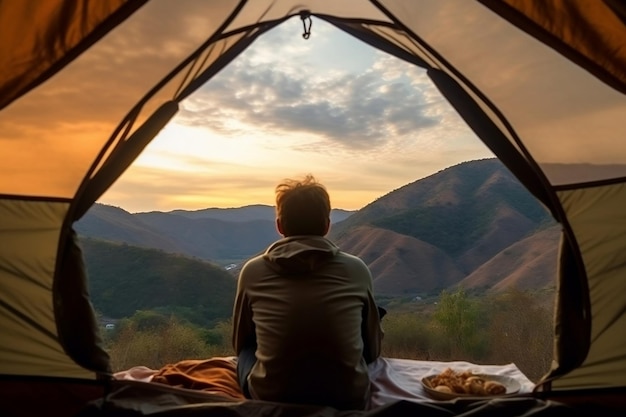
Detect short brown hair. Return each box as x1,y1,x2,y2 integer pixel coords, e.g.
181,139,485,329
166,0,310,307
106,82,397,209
275,174,331,236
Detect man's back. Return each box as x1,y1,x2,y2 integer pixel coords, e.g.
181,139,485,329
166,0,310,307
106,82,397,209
232,235,382,409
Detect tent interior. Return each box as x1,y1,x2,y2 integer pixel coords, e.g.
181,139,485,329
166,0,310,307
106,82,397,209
1,1,626,416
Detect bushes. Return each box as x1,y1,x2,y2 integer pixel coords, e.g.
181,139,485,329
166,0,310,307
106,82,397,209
106,289,553,382
381,312,433,359
483,290,553,380
380,288,553,382
106,312,234,372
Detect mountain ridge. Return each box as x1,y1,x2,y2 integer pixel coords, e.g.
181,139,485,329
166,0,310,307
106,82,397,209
77,204,353,265
81,158,560,298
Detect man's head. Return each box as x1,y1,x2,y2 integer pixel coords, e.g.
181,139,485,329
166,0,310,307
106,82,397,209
275,175,331,237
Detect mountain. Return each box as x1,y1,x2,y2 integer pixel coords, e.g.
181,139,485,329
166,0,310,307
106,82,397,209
456,225,560,293
80,237,236,325
329,158,557,294
169,204,354,224
334,226,465,295
76,204,354,265
75,204,182,252
80,158,560,297
131,212,277,263
169,204,276,222
331,159,551,247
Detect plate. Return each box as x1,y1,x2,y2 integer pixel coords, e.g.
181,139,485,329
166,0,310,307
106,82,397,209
421,373,521,401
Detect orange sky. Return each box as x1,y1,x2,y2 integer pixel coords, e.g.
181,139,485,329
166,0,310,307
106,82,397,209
95,18,493,212
4,3,624,213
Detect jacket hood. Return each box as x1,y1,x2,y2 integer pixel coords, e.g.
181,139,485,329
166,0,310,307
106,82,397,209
263,236,339,274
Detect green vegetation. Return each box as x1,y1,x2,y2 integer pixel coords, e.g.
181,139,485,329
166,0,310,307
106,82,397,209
103,311,234,371
381,288,553,382
371,186,552,257
432,289,487,358
104,289,553,382
372,205,493,256
82,238,236,327
333,159,554,258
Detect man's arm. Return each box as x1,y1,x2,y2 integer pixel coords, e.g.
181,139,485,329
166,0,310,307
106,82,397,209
232,266,255,354
358,262,383,364
362,289,384,363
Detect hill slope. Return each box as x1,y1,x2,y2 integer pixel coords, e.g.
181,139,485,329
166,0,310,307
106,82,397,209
81,238,237,325
328,158,556,293
81,158,559,296
335,226,465,295
457,225,560,293
75,204,182,252
77,204,352,265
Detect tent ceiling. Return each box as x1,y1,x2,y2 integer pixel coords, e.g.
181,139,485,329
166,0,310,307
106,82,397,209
1,0,625,201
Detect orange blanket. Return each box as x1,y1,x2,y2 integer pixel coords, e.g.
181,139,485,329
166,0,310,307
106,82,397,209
151,356,245,400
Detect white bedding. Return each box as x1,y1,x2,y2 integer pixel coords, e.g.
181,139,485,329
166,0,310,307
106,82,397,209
114,356,536,408
368,357,535,408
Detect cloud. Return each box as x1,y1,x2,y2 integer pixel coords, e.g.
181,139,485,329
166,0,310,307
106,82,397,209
142,18,493,212
176,20,445,151
0,8,494,210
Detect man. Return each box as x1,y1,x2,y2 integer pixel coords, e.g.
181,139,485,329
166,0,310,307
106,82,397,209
232,175,384,410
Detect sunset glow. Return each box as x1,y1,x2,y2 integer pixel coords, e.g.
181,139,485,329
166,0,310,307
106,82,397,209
96,18,493,212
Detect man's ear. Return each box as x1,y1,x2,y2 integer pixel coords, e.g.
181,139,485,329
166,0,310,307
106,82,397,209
324,217,330,235
276,218,285,236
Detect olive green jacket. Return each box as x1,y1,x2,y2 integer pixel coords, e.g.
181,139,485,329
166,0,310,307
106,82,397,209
232,235,383,409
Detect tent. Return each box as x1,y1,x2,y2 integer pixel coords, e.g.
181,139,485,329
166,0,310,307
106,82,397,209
1,0,625,415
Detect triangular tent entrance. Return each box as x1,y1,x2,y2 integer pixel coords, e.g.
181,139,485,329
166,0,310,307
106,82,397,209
1,1,625,416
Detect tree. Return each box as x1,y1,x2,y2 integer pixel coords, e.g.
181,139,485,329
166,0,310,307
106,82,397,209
433,289,487,359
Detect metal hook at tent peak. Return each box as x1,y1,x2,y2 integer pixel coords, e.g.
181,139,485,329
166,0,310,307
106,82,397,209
300,11,312,39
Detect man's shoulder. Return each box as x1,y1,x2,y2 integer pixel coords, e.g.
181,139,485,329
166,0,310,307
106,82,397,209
334,250,370,270
236,255,270,287
240,254,266,271
335,249,363,261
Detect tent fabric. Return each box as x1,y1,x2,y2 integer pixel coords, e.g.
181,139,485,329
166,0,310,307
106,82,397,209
55,230,111,374
550,183,626,389
0,198,95,378
1,0,626,414
0,0,149,111
479,0,626,94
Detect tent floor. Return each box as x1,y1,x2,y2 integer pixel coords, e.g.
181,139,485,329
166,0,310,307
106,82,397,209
2,378,625,417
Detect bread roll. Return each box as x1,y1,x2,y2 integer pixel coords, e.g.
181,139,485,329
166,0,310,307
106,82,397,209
484,380,506,395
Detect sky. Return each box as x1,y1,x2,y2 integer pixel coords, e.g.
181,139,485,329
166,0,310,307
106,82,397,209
3,3,626,213
98,17,493,213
